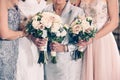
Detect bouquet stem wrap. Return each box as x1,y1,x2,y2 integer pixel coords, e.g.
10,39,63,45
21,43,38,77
51,51,57,64
38,39,48,64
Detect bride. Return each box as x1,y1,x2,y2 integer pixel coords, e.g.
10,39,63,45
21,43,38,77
16,0,47,80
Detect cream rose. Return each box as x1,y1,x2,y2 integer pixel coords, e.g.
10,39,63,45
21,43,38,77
51,23,62,33
72,24,82,34
56,32,61,37
60,29,67,37
32,20,40,29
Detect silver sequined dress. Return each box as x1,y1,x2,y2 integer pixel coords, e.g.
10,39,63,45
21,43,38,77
0,7,20,80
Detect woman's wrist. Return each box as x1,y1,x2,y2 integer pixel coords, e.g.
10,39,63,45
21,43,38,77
64,45,68,52
18,31,24,38
31,35,36,42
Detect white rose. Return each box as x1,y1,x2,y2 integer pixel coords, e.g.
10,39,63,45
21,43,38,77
51,26,60,33
41,16,52,28
53,14,62,23
41,12,55,28
71,19,82,28
41,12,63,28
51,23,62,33
56,32,61,37
60,29,67,37
37,23,45,30
32,20,40,29
81,20,91,31
72,24,82,34
42,30,47,38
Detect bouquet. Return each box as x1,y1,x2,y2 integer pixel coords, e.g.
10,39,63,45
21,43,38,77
26,12,62,64
69,16,97,60
48,23,68,64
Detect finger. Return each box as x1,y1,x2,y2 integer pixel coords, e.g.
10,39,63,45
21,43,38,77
36,43,40,47
50,46,54,51
50,43,53,47
52,41,58,44
52,44,58,47
52,42,61,47
44,38,48,41
38,41,46,44
50,44,54,50
36,39,46,44
38,43,45,46
35,38,40,42
81,43,87,46
77,42,85,47
54,42,59,44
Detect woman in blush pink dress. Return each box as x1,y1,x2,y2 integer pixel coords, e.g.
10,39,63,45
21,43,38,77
73,0,120,80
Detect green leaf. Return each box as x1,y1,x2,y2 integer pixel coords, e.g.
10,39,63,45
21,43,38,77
51,56,57,64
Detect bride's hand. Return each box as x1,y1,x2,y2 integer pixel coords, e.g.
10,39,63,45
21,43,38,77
50,42,65,52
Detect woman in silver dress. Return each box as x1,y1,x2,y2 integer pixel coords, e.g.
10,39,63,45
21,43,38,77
0,0,25,80
36,0,85,80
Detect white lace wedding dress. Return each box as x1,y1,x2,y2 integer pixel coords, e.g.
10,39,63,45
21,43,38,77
16,0,47,80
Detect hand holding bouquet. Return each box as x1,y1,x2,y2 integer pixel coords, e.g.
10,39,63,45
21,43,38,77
26,12,61,64
26,12,66,64
69,16,97,60
48,23,68,64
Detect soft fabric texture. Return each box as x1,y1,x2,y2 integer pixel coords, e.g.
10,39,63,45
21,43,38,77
44,2,85,80
80,0,120,80
0,7,20,80
16,0,47,80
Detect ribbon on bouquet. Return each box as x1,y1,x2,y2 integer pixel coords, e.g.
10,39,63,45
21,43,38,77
38,38,48,64
72,46,86,60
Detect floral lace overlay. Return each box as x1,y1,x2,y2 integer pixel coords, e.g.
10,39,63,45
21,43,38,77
0,8,20,80
80,1,108,30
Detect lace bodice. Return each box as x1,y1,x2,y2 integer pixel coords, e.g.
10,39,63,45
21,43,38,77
80,0,108,30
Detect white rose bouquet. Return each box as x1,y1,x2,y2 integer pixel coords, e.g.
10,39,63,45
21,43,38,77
69,16,97,60
26,12,60,64
48,23,68,64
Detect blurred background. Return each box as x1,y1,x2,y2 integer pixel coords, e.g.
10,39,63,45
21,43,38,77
46,0,120,52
